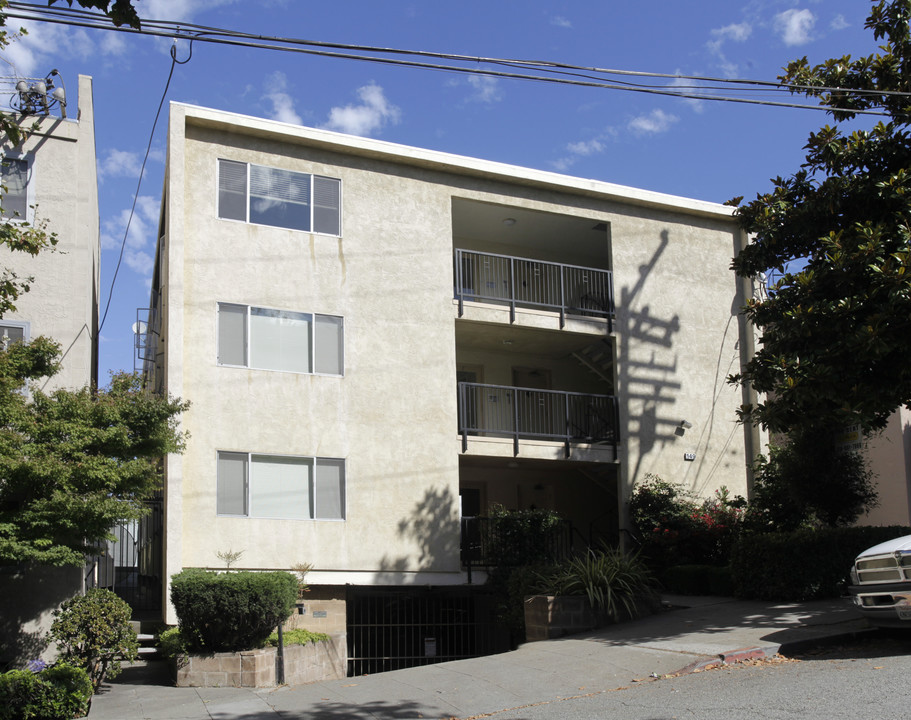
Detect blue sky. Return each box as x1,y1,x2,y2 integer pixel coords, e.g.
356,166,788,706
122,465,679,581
0,0,881,377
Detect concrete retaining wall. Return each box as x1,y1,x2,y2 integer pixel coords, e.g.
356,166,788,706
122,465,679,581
174,634,346,687
524,595,602,641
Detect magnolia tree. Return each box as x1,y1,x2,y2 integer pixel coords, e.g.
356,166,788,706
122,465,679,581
730,0,911,437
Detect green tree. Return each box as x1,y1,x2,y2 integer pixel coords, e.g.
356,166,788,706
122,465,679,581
745,427,877,531
729,0,911,435
0,338,188,566
50,1,141,29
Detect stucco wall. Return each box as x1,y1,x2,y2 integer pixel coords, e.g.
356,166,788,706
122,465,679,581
0,75,99,391
861,408,911,526
157,104,754,621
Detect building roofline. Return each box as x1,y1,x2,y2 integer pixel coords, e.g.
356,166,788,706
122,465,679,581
175,101,736,221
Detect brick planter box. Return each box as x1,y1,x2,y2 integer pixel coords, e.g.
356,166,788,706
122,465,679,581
174,634,346,687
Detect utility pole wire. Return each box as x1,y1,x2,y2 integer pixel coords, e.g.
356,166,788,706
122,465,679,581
5,2,906,116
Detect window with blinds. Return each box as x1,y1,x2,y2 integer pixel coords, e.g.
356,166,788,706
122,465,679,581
216,451,346,520
217,159,341,235
1,158,30,221
217,302,344,376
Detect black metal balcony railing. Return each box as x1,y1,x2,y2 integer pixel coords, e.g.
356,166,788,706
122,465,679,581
460,515,574,573
454,249,614,331
458,382,619,458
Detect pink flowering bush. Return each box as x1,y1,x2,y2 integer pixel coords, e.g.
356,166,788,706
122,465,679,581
629,475,745,568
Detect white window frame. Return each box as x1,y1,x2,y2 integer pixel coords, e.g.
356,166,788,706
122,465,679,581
0,320,29,350
216,302,344,376
0,155,33,223
215,450,346,521
216,158,341,236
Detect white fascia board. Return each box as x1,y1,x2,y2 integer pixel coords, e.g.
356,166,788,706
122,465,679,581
176,102,736,222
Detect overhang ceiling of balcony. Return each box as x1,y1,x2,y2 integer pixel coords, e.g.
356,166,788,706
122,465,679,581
452,197,609,264
455,321,603,358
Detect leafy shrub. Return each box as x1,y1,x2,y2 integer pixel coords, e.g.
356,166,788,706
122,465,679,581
159,624,329,661
49,588,137,691
535,548,659,621
485,564,558,647
170,569,298,652
484,505,566,567
157,627,188,660
744,429,877,531
629,475,744,568
730,525,911,601
660,564,733,596
0,663,92,720
264,628,329,647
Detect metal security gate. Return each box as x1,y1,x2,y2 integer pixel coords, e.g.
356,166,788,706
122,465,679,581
85,498,163,615
346,587,510,676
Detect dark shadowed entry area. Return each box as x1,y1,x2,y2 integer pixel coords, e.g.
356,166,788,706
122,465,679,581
346,586,509,676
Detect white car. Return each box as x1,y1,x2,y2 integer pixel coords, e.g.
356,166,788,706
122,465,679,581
848,534,911,627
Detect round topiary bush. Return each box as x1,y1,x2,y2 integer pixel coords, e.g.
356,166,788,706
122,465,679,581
170,569,298,652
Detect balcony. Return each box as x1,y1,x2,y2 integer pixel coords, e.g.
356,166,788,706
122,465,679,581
458,382,619,458
454,249,614,331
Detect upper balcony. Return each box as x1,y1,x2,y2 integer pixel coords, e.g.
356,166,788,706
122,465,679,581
454,249,614,331
452,198,614,333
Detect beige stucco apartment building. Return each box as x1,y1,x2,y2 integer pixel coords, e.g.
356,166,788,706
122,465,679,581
0,74,99,390
148,103,761,642
0,74,100,665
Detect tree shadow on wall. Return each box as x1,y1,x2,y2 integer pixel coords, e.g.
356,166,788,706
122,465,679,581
0,565,82,668
377,486,460,574
617,230,685,483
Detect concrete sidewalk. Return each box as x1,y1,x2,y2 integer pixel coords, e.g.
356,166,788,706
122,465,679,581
88,595,870,720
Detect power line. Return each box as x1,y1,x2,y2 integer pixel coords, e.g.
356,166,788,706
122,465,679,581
98,39,192,334
4,1,905,116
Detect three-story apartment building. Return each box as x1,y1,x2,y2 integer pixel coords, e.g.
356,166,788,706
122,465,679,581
147,103,760,663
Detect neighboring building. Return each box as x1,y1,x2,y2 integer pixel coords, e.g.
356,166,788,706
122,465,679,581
859,409,911,527
146,102,761,667
0,74,100,665
0,74,99,390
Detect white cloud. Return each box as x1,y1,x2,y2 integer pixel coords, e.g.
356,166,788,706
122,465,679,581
322,83,400,137
668,75,705,113
262,71,302,125
551,133,614,172
566,139,604,156
100,195,160,275
705,21,752,78
710,22,752,45
0,13,135,78
467,75,502,103
142,0,240,22
775,9,816,46
628,109,678,135
830,14,849,31
99,32,128,55
98,149,144,181
551,16,572,29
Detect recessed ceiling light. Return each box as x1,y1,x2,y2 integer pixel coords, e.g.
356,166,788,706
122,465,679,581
502,218,517,226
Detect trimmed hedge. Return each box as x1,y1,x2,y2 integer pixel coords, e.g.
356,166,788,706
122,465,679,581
170,569,298,652
730,525,911,601
661,564,733,596
0,663,92,720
